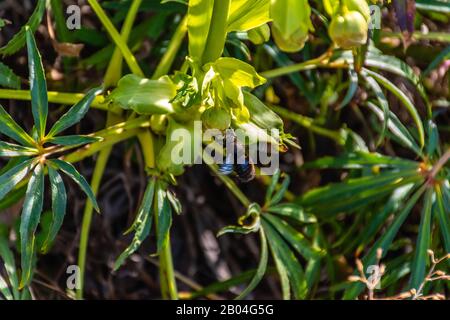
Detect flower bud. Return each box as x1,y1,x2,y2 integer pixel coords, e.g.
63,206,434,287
271,24,309,53
345,0,371,21
248,24,271,45
329,10,368,49
201,107,231,130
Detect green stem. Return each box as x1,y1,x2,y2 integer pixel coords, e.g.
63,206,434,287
201,0,231,64
207,163,251,207
75,140,113,300
87,0,144,77
270,105,345,145
152,15,188,80
0,89,116,113
139,131,178,300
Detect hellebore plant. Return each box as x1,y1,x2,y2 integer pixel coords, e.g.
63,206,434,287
0,0,449,301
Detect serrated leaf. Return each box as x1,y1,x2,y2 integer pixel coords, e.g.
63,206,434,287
41,166,67,254
0,0,46,56
0,62,21,89
409,188,433,290
47,87,103,137
264,213,323,259
235,229,268,300
0,104,35,147
20,163,44,287
47,135,100,146
0,142,38,157
26,27,48,140
217,225,258,237
48,159,99,212
0,158,36,201
166,190,182,215
114,179,155,270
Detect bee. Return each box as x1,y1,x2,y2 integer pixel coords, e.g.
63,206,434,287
217,130,255,182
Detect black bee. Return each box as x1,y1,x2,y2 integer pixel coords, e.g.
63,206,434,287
217,131,255,182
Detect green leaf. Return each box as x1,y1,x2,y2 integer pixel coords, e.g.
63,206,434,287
211,58,266,89
235,229,268,300
366,101,422,156
267,203,317,223
409,188,433,290
227,0,271,32
0,0,46,56
0,273,13,300
217,225,258,237
0,104,36,147
47,87,103,137
166,190,182,215
114,179,155,270
416,0,450,13
48,159,99,212
338,67,358,109
423,45,450,76
26,27,48,140
268,173,290,206
262,219,308,299
41,166,67,254
264,213,323,259
0,142,38,157
299,169,422,216
265,169,280,205
425,120,439,157
363,73,389,146
343,184,426,299
20,163,44,287
0,158,36,201
243,92,283,132
109,74,176,115
434,184,450,255
362,68,425,147
156,184,172,253
187,0,214,61
47,135,100,146
0,237,19,299
302,152,418,170
0,62,21,89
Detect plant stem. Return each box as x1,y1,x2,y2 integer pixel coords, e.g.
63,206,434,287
139,131,178,300
270,105,345,144
429,148,450,180
207,163,251,207
0,89,116,112
87,0,144,77
201,0,231,64
75,140,113,300
152,15,188,80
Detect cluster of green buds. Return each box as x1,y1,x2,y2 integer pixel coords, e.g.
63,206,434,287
327,0,371,49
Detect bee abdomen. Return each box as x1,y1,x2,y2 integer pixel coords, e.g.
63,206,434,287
217,163,234,175
235,162,255,182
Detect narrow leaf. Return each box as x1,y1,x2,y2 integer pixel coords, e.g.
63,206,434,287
156,184,172,253
20,163,44,287
0,142,38,157
114,179,155,270
0,158,35,201
47,87,103,137
47,135,100,146
41,166,67,253
48,159,99,212
0,62,21,89
267,203,317,223
0,104,35,147
26,27,48,140
235,229,268,300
